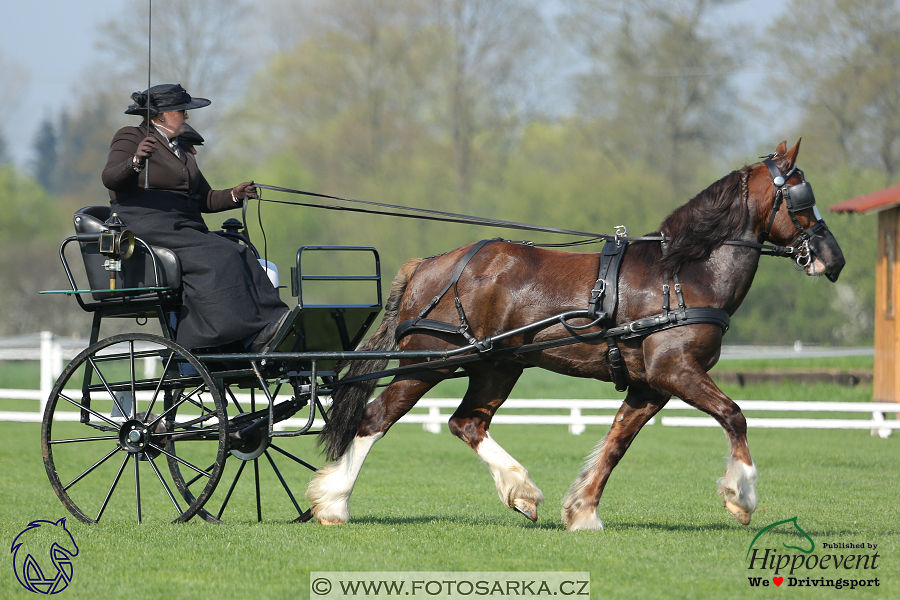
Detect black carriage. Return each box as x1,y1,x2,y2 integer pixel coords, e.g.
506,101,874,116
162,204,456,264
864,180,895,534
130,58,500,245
41,206,383,523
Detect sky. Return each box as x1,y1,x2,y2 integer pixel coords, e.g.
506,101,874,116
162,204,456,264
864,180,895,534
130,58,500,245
2,0,787,169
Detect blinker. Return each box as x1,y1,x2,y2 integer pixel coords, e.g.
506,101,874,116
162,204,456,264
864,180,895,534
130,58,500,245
783,180,816,212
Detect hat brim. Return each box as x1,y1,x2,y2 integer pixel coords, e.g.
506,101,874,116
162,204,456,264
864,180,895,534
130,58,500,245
125,97,211,116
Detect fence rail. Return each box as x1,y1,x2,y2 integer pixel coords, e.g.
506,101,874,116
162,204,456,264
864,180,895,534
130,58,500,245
0,332,894,437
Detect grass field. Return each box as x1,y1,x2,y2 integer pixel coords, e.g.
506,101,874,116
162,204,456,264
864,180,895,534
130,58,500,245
1,354,895,599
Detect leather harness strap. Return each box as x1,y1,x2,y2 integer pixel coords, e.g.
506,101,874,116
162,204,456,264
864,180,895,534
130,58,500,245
396,238,501,352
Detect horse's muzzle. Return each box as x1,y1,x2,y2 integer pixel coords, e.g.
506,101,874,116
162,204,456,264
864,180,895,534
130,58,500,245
807,221,845,282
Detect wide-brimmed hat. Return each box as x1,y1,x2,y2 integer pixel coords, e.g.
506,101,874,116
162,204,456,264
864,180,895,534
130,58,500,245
124,83,211,116
178,124,204,146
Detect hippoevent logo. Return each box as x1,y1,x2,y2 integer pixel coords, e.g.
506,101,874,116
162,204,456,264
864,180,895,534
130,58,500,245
10,519,79,594
745,517,880,590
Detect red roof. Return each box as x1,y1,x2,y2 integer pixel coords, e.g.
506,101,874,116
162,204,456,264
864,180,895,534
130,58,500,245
830,182,900,214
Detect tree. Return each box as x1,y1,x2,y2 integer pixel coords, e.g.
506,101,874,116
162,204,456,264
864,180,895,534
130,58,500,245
95,0,255,109
30,118,59,192
766,0,900,182
427,0,551,200
559,0,746,195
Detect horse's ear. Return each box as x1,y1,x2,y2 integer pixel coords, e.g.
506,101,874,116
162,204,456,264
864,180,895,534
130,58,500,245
775,140,788,156
775,139,801,172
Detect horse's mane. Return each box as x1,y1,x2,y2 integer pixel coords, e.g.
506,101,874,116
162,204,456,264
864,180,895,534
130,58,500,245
656,167,750,275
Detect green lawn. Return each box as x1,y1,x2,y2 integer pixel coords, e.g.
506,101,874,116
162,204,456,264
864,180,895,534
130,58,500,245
2,416,897,599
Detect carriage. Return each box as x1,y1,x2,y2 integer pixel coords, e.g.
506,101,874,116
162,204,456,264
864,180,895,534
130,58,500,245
40,140,845,530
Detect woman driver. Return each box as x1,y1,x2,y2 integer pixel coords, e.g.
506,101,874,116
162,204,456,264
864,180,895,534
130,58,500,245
101,83,289,352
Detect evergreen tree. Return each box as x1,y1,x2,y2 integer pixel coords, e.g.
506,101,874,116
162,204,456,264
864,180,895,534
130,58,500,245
31,118,59,192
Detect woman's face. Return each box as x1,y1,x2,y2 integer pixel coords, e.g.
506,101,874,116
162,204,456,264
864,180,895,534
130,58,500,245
154,109,189,137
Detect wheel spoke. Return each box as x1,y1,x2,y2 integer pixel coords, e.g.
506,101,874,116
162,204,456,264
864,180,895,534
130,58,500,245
63,445,122,491
149,442,213,479
129,340,137,419
134,454,142,523
146,454,184,516
264,450,303,516
254,460,262,522
57,391,119,428
269,443,318,472
215,458,246,520
48,435,119,445
96,453,130,522
143,350,177,418
87,356,129,419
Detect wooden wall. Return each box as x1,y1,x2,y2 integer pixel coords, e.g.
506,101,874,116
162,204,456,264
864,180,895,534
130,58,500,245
875,207,899,402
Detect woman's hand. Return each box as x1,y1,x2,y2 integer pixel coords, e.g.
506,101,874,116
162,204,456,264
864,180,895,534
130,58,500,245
232,181,259,201
134,137,158,164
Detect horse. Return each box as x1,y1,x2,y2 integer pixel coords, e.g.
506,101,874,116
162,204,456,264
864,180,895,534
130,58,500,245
305,140,845,531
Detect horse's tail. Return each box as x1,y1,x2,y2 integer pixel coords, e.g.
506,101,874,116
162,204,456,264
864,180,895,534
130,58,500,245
320,257,424,461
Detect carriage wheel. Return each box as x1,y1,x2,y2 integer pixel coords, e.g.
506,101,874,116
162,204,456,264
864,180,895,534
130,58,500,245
41,333,227,524
170,377,319,523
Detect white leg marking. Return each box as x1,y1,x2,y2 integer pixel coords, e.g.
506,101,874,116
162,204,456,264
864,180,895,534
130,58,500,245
474,433,544,508
561,436,605,531
717,458,758,525
306,433,383,525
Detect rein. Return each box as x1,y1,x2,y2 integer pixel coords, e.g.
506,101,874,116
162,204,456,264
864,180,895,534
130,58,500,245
253,183,665,245
253,182,806,259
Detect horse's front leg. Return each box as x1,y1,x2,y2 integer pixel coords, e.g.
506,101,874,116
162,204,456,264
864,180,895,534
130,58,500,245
562,387,668,531
649,361,757,525
307,376,437,525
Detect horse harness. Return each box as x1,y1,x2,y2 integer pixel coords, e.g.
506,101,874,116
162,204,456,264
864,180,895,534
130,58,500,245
393,158,829,392
395,234,730,393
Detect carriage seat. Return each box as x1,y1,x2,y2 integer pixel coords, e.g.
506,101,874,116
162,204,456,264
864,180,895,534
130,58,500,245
74,206,182,303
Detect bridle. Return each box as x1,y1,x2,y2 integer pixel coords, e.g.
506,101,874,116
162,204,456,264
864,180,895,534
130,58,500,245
759,156,826,270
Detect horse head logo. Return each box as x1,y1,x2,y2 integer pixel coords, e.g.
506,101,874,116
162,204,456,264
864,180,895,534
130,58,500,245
746,516,815,559
10,518,79,594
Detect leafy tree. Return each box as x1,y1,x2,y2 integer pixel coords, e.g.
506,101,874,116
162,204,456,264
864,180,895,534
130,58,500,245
765,0,900,183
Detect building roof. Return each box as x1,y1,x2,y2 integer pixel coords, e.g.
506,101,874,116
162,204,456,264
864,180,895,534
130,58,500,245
830,182,900,214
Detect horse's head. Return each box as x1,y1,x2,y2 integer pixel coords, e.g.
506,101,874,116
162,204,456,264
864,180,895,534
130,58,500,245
752,140,845,282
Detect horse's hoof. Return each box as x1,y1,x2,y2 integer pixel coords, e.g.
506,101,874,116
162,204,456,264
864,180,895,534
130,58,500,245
724,501,752,525
318,519,345,526
513,499,538,522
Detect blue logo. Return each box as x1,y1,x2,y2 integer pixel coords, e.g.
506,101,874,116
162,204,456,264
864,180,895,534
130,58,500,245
10,519,79,594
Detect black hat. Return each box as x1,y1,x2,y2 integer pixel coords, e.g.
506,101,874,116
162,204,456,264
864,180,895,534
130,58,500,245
178,124,204,146
125,83,211,116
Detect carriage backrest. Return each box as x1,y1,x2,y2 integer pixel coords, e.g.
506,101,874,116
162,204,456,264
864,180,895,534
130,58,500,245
74,206,183,302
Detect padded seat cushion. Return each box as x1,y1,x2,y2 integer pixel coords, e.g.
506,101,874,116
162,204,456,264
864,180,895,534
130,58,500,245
74,206,182,302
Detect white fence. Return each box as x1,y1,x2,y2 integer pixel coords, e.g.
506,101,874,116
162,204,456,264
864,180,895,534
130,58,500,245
1,332,897,437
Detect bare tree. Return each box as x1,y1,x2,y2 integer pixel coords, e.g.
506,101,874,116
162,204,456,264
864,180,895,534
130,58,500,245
95,0,255,108
428,0,550,200
559,0,745,194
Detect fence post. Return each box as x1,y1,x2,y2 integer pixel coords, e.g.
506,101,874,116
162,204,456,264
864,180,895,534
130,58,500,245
569,407,585,435
40,331,54,414
423,406,442,434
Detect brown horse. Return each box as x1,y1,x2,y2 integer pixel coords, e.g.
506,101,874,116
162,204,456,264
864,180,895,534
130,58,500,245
306,140,845,530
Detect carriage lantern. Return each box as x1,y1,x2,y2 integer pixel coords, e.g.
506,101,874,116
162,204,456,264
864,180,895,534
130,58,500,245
98,213,135,290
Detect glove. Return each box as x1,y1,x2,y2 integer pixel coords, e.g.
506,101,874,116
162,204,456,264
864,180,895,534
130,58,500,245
232,181,259,201
134,137,158,163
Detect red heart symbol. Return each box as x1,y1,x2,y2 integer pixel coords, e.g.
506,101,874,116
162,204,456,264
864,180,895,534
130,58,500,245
773,577,783,586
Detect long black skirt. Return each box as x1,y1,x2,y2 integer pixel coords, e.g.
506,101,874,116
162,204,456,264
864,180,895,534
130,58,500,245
111,203,288,349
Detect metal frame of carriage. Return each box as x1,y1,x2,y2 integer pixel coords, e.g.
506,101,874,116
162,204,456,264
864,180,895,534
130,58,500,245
40,205,390,524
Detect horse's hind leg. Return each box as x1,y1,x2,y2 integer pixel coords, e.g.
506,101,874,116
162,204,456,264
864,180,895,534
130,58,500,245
447,363,544,521
562,387,667,531
307,373,444,525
